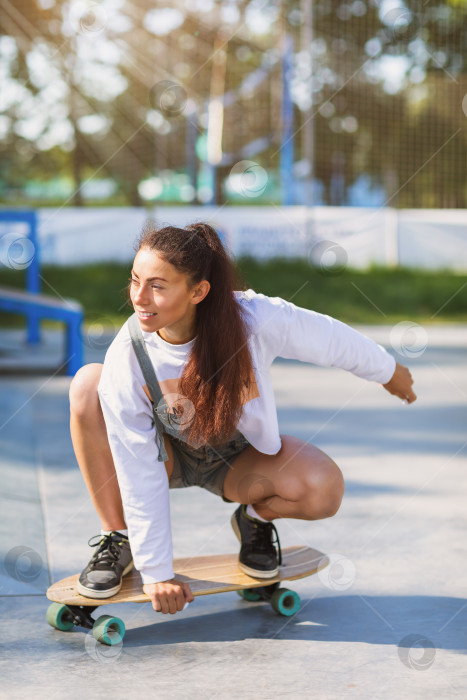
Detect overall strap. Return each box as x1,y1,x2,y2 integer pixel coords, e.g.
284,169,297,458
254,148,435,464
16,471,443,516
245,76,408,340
127,313,169,462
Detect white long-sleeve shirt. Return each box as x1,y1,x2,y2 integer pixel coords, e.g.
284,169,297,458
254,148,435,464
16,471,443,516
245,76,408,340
97,289,396,584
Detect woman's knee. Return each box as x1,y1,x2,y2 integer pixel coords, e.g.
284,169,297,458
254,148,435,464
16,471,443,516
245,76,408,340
301,459,345,519
278,437,345,519
69,363,103,418
280,435,345,520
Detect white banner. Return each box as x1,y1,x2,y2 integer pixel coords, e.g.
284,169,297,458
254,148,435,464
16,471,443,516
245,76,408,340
37,207,148,265
398,210,467,271
307,207,393,269
9,205,464,270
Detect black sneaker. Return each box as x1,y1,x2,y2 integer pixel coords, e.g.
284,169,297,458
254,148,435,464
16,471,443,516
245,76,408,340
77,531,134,599
231,505,282,578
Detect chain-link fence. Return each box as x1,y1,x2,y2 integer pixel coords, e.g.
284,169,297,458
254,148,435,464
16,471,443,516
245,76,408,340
0,0,465,208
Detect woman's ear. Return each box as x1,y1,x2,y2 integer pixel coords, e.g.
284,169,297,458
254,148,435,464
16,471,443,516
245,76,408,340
191,280,211,305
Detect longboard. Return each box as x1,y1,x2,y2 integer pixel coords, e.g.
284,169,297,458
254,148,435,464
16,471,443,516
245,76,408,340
46,546,328,645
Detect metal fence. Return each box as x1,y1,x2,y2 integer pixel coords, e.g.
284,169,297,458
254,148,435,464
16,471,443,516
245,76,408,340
1,0,466,208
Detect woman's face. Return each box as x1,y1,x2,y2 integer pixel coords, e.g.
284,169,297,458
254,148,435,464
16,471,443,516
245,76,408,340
130,248,209,343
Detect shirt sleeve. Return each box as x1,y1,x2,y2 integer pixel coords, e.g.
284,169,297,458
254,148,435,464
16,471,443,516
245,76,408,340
251,292,396,384
97,330,175,585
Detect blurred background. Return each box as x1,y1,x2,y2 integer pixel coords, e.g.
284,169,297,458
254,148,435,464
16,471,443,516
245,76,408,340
0,0,466,372
1,0,466,207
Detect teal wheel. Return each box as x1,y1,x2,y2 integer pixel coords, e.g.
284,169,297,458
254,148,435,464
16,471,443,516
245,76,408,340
46,603,74,631
92,615,125,646
270,588,301,616
237,588,262,602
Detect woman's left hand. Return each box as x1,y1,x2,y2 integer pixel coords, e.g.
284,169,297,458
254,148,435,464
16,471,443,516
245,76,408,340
382,362,417,404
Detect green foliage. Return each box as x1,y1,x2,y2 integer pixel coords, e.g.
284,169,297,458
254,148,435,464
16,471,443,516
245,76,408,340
236,258,467,323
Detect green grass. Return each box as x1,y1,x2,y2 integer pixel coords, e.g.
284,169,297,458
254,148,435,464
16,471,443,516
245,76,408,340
236,258,467,324
1,258,466,330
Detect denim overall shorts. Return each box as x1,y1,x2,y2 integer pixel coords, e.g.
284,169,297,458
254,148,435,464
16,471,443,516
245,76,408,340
128,314,251,502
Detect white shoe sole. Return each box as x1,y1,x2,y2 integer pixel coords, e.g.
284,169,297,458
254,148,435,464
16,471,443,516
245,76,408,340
238,561,279,578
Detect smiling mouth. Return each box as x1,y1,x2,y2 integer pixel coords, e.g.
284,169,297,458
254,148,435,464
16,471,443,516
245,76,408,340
136,310,157,319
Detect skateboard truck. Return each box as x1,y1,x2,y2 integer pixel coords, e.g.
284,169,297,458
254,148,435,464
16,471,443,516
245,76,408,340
61,605,98,630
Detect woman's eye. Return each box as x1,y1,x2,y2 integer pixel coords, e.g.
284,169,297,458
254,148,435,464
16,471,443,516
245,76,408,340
130,277,162,290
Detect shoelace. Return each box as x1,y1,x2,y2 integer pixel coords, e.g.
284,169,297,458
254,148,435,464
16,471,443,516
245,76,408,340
87,533,126,570
250,521,283,566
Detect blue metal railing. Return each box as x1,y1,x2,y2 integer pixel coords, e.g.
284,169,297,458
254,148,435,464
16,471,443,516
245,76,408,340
0,210,83,376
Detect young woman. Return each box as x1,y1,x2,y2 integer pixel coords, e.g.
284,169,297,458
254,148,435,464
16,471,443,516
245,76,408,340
69,221,416,616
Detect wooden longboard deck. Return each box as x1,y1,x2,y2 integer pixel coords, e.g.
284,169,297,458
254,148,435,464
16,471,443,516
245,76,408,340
47,546,328,607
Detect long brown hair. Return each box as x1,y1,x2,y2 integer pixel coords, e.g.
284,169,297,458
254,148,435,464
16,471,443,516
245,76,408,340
133,221,254,447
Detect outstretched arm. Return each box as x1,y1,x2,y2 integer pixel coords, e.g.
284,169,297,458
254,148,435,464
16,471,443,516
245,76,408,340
252,292,396,383
382,362,417,404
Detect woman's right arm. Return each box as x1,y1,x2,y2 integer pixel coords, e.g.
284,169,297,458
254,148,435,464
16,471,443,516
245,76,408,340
97,333,181,595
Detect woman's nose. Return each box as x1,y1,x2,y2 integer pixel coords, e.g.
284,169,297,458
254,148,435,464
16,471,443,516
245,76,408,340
134,284,148,304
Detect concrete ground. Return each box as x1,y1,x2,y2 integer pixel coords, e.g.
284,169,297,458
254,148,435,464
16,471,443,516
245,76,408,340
0,324,466,700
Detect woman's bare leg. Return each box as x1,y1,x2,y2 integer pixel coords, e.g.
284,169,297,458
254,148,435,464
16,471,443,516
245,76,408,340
223,434,345,521
69,363,174,532
69,364,126,531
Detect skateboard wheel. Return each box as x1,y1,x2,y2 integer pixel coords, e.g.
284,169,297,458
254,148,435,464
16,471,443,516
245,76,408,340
270,588,301,616
237,588,262,602
46,603,74,631
92,615,125,646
